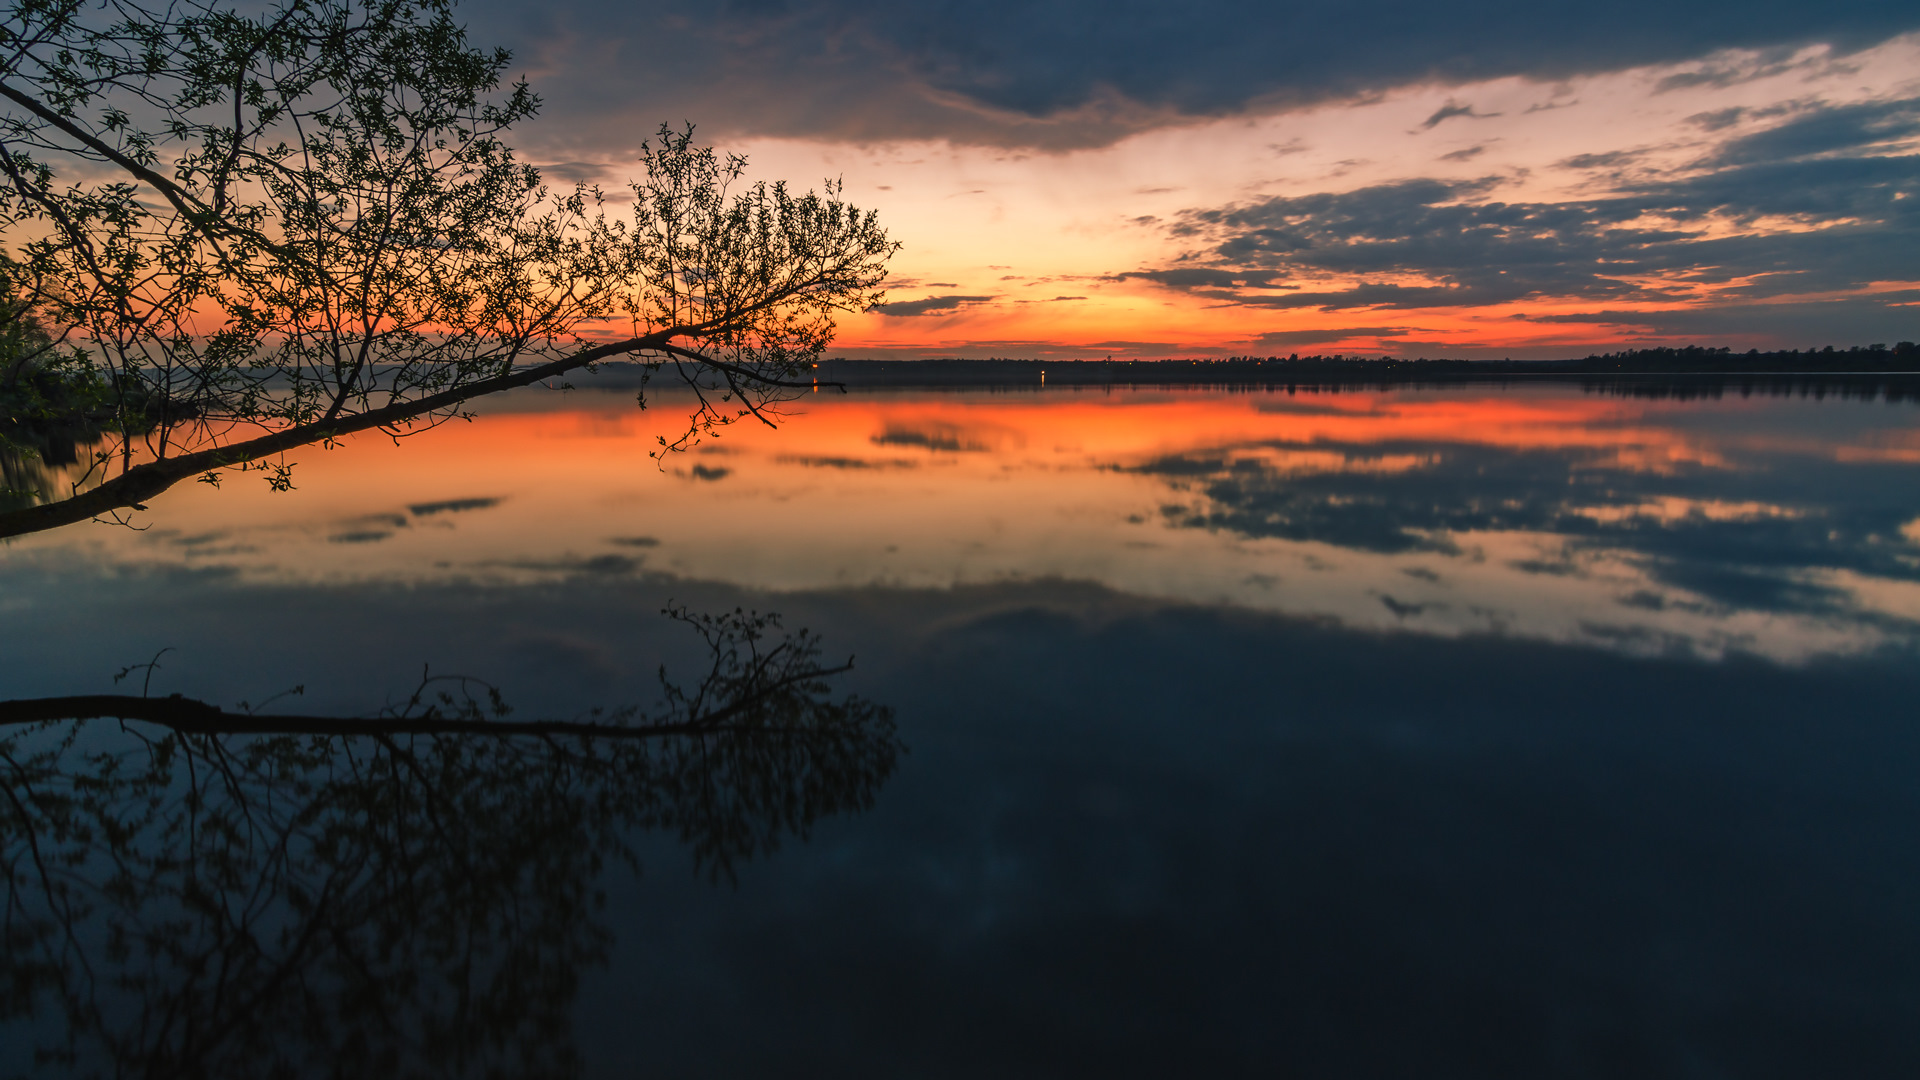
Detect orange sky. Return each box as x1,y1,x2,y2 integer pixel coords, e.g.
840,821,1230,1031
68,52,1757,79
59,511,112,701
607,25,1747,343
603,37,1920,360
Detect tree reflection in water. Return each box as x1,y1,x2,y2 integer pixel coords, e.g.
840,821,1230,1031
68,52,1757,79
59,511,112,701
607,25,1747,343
0,607,899,1077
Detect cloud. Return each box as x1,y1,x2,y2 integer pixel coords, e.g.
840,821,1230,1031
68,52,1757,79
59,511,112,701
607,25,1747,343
1254,327,1411,346
1518,295,1920,344
870,295,996,317
486,553,646,576
1649,44,1868,95
1558,149,1649,169
462,0,1920,150
536,161,614,185
1438,145,1490,162
1117,103,1920,324
1423,102,1500,129
1686,100,1803,132
1709,97,1920,163
1114,268,1291,289
1655,53,1799,93
1688,107,1751,131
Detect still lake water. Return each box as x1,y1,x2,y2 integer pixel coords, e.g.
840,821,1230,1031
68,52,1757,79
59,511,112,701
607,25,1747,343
4,380,1920,1075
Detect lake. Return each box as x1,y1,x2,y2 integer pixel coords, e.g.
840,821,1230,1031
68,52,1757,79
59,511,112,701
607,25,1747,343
4,379,1919,1076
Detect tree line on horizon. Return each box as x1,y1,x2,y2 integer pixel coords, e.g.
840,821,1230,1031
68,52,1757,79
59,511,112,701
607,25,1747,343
801,343,1920,384
861,342,1920,367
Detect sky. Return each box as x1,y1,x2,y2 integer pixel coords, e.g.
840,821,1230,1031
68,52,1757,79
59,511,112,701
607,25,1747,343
461,1,1920,359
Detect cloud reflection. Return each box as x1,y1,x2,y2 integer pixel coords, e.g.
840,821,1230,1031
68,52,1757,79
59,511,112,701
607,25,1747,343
6,385,1917,662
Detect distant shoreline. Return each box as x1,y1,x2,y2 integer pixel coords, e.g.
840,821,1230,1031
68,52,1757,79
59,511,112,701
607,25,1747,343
582,345,1920,399
808,345,1920,384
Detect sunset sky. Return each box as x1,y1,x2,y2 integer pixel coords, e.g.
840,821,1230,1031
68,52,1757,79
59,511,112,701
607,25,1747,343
467,3,1920,359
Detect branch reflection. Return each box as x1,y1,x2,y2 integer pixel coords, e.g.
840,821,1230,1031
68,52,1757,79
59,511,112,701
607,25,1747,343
1,607,900,1077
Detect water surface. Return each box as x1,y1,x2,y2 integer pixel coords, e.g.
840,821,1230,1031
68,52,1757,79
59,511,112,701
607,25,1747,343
4,382,1918,1076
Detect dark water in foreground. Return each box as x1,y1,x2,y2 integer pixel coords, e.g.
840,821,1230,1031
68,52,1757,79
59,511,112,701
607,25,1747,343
4,383,1919,1076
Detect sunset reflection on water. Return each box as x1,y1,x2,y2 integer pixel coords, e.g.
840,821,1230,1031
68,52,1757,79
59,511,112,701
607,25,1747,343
11,382,1920,662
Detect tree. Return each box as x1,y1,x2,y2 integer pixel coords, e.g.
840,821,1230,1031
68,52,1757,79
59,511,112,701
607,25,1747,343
0,269,111,509
0,0,895,539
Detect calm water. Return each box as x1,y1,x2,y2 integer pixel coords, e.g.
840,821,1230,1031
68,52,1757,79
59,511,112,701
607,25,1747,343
4,381,1919,1076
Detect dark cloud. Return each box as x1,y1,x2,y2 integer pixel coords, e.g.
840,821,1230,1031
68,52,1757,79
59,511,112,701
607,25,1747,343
1519,295,1920,345
1438,145,1490,162
1557,149,1648,169
1654,562,1853,614
1379,593,1438,617
870,295,995,317
1423,102,1500,129
839,338,1195,360
535,161,614,185
1255,327,1411,346
1688,107,1752,131
1118,103,1920,333
490,553,646,575
1114,268,1291,289
1710,97,1920,163
1654,50,1806,94
1686,100,1803,132
462,0,1920,150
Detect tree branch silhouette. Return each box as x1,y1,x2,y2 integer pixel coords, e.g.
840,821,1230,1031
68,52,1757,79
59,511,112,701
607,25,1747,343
0,604,902,1075
0,0,897,537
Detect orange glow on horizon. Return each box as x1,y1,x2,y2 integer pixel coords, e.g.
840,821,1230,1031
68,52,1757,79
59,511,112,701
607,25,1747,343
704,36,1920,360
